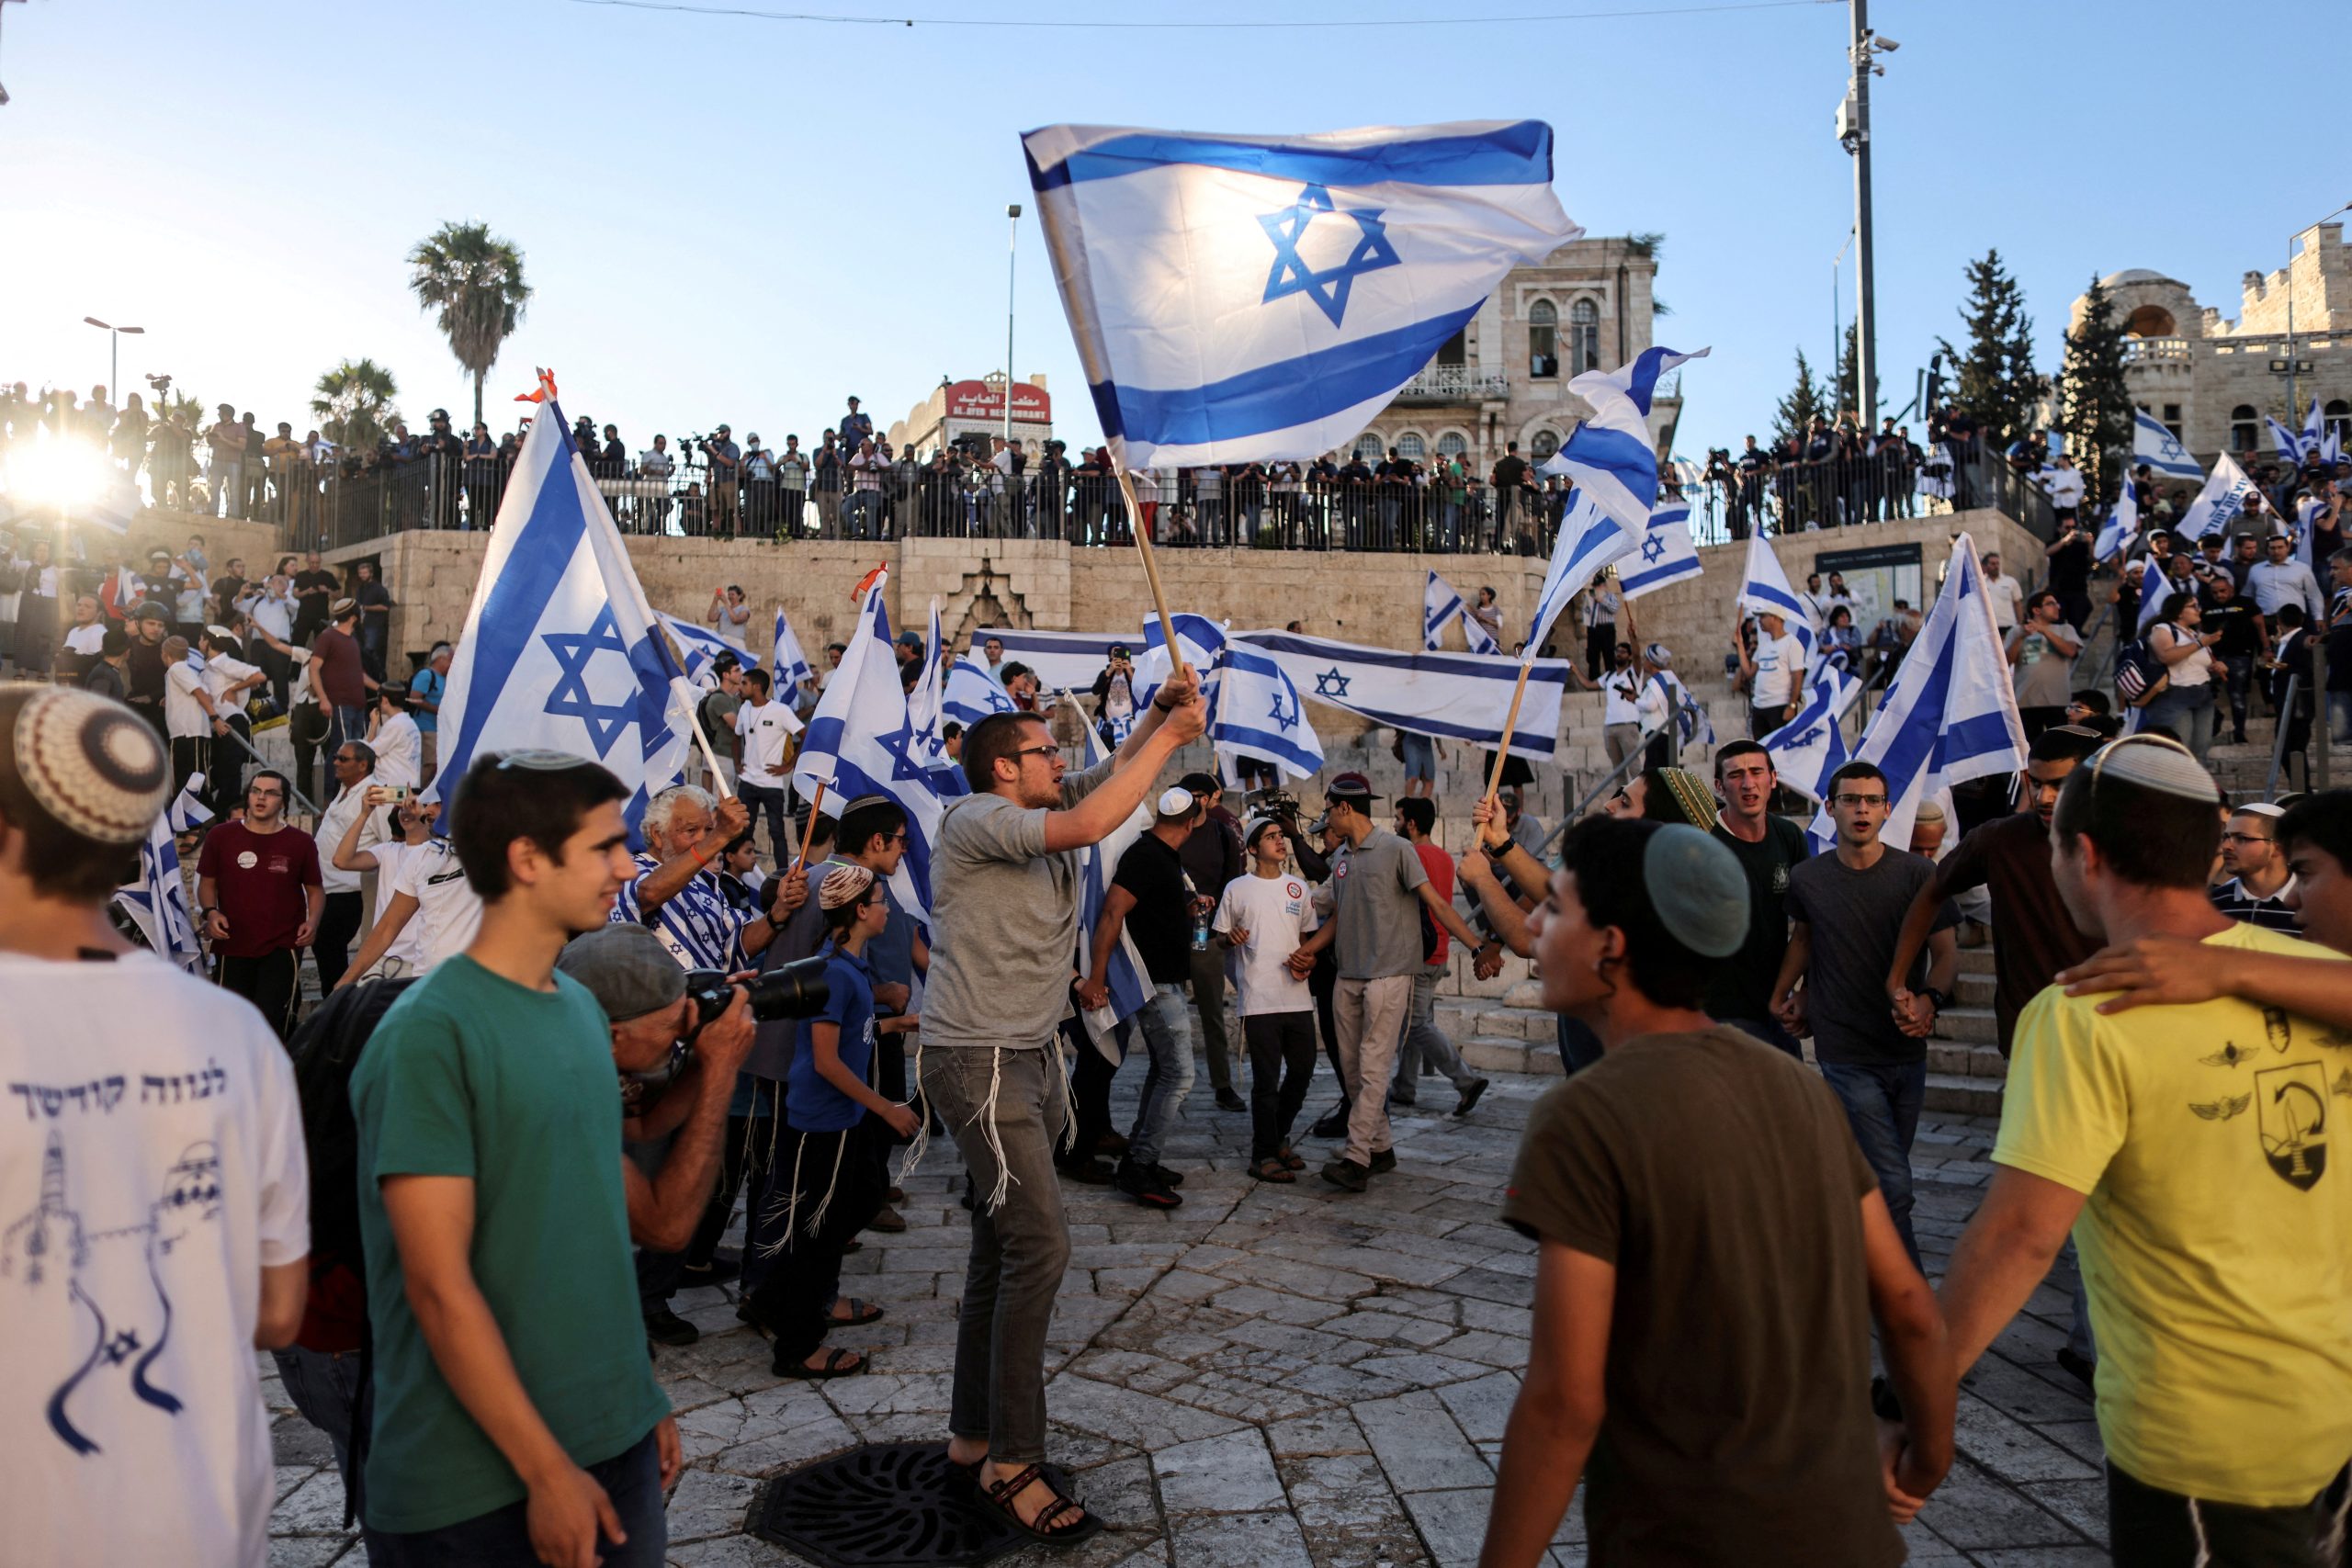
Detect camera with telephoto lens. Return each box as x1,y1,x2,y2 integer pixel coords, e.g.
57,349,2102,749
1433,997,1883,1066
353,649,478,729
683,958,831,1032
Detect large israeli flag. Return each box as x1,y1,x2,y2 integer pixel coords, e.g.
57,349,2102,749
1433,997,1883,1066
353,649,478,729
1062,694,1155,1053
2094,479,2139,564
113,775,213,970
2133,409,2202,480
1423,570,1498,653
1238,627,1570,760
1737,533,1817,655
1023,120,1582,469
1618,498,1703,600
427,393,700,842
1534,346,1708,538
1526,490,1639,660
773,607,816,708
1760,671,1862,805
1135,609,1321,779
2178,451,2256,540
791,572,944,919
1837,534,2027,851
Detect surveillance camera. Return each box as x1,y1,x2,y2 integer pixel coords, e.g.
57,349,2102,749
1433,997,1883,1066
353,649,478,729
1873,34,1900,49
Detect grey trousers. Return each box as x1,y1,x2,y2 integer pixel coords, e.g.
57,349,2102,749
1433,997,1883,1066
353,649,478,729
922,1043,1072,1467
1188,942,1235,1092
1392,961,1481,1102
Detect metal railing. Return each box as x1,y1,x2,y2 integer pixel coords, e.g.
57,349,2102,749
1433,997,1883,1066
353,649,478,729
1394,365,1512,400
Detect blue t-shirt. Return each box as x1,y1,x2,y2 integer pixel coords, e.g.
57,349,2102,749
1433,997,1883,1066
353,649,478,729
787,945,876,1133
411,666,446,734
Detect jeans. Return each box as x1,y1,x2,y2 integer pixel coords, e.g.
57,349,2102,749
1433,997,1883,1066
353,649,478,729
922,1043,1072,1468
1334,974,1414,1168
1817,1060,1927,1266
1392,962,1480,1103
1243,1010,1316,1161
2218,652,2256,738
364,1427,666,1567
736,779,790,862
218,949,299,1039
214,461,243,518
1187,944,1234,1094
746,1123,884,1363
2106,1460,2352,1568
2060,1237,2097,1364
2141,682,2214,761
1125,983,1196,1167
1399,729,1435,784
844,489,884,538
331,704,368,750
1714,1014,1803,1059
273,1345,370,1505
1557,1014,1606,1075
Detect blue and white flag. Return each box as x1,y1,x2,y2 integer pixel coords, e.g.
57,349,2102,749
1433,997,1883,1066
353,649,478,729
905,597,966,795
113,775,213,970
2178,451,2256,540
2133,409,2202,480
1737,533,1818,656
983,626,1125,694
2269,414,2306,467
1526,489,1639,660
2303,398,2326,464
426,391,701,843
1022,119,1582,469
658,613,739,688
941,658,1018,730
1760,671,1861,806
1208,637,1324,782
2094,479,2139,564
1237,627,1571,760
1135,612,1231,708
1423,570,1498,653
1062,694,1155,1053
790,572,944,919
2135,553,2172,634
1533,345,1708,539
1835,534,2027,851
1618,498,1702,600
772,607,816,707
2322,403,2343,466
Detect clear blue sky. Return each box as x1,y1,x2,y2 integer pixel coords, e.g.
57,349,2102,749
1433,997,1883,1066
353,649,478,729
3,0,2335,461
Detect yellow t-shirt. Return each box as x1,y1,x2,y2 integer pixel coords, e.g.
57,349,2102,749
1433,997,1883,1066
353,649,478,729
1996,923,2352,1506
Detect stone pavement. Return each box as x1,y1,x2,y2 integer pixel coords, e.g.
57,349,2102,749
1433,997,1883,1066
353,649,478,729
264,1060,2113,1568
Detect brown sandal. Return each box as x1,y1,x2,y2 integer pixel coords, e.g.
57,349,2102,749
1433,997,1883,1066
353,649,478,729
1279,1145,1306,1171
1252,1156,1296,1183
978,1462,1103,1546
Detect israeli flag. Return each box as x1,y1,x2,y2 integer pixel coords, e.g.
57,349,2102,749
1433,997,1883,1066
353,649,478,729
1208,637,1324,782
1022,119,1582,469
1760,671,1861,805
658,612,738,688
2323,406,2344,466
1534,346,1709,538
427,393,700,843
1647,667,1714,749
1737,533,1818,655
906,597,966,796
2094,479,2139,564
1619,498,1703,600
1423,570,1490,652
1135,612,1230,707
790,571,944,919
2135,553,2172,635
2133,409,2202,480
2178,451,2256,541
1834,534,2028,851
1062,694,1155,1050
773,607,816,707
2304,398,2326,464
941,658,1018,730
985,626,1125,694
1526,489,1639,660
2269,414,2305,467
1237,627,1571,760
113,775,213,970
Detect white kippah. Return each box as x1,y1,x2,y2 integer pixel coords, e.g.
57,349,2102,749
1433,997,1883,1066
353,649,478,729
2237,801,2286,819
2090,735,2219,803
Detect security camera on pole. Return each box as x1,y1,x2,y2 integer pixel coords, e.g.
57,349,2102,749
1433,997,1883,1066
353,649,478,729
1837,6,1898,424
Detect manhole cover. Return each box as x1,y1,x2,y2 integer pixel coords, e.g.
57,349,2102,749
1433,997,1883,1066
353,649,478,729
748,1441,1069,1568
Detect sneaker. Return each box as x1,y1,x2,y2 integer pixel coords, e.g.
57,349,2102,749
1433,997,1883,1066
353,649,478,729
1215,1089,1248,1112
1453,1078,1490,1118
1368,1149,1397,1175
1310,1105,1349,1139
678,1249,742,1288
1056,1156,1117,1185
865,1204,907,1235
1147,1162,1185,1189
643,1306,700,1347
1320,1157,1370,1193
1115,1159,1183,1209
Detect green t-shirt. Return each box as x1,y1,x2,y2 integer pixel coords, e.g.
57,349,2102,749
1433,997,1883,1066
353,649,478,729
351,957,669,1533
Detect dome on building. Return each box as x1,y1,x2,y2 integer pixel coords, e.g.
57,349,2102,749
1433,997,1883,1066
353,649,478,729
2099,267,2185,289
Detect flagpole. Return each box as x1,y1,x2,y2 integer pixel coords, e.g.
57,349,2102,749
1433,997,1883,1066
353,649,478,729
655,621,734,799
1110,456,1182,669
791,779,827,872
1482,657,1536,809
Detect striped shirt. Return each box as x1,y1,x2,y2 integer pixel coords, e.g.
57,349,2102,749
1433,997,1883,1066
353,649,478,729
2210,875,2301,934
612,854,750,972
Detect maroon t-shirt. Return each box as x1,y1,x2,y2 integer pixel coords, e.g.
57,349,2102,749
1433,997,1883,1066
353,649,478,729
197,821,322,957
310,626,368,707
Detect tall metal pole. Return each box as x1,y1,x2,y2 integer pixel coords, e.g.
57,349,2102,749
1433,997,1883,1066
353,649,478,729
1849,0,1877,425
1005,203,1022,449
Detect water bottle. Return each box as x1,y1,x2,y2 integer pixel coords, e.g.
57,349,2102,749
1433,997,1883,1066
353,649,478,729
1192,909,1211,952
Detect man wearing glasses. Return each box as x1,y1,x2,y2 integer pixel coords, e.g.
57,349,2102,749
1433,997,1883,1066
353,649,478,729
197,769,325,1038
2210,802,2300,931
1770,761,1959,1268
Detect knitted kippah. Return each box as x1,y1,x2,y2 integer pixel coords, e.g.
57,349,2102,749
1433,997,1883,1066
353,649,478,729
6,687,170,845
820,863,876,909
1644,826,1750,959
1654,767,1722,833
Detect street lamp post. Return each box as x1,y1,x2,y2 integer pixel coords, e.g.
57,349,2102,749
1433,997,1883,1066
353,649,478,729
1836,7,1897,424
1005,204,1023,450
82,316,144,409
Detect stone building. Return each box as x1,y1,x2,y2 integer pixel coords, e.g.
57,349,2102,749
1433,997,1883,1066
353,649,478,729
2077,221,2352,466
1349,233,1681,474
884,372,1053,458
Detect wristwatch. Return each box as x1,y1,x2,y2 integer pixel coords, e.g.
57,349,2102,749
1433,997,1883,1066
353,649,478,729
1919,986,1951,1012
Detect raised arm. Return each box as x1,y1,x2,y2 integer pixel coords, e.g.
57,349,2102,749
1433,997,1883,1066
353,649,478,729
334,890,418,990
1042,689,1208,853
2058,936,2352,1028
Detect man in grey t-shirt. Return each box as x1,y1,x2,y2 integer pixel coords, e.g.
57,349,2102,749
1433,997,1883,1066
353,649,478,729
922,676,1205,1542
1286,772,1498,1192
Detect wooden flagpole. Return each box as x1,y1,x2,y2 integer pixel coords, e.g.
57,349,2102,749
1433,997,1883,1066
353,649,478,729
654,621,734,799
1482,658,1535,810
791,778,828,872
1111,460,1182,668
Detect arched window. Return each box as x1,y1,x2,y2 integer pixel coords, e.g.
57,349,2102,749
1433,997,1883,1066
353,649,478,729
1435,432,1468,459
1528,299,1558,379
2328,400,2351,448
1352,432,1386,461
1530,429,1561,461
2125,304,2177,337
1396,433,1426,460
1569,299,1601,375
2231,404,2259,453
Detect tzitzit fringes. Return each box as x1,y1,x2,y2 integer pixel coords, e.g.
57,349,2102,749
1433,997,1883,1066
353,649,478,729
757,1129,810,1260
899,1035,933,1182
1053,1035,1079,1156
976,1044,1016,1214
803,1129,851,1236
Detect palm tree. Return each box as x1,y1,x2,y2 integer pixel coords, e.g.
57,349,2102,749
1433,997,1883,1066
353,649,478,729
407,221,531,428
311,358,401,457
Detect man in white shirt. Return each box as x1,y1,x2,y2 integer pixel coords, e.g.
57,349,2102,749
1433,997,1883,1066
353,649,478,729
198,626,265,816
325,784,433,978
731,666,803,860
709,583,751,651
161,635,213,795
0,685,308,1568
1982,552,2025,633
2248,532,2327,623
2038,454,2086,518
367,682,422,790
334,830,482,986
1736,610,1807,738
1596,641,1643,769
311,737,386,990
237,574,299,707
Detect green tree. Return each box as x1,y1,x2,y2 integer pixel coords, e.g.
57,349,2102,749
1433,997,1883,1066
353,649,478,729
407,220,531,428
1771,347,1832,445
1832,322,1883,426
2055,274,2133,503
1935,249,2048,448
311,358,401,457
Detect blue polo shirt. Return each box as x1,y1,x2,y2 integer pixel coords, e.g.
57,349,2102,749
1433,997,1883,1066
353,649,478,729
787,945,876,1133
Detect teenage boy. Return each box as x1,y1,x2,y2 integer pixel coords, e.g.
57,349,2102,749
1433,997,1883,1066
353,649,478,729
1704,740,1811,1055
197,769,324,1037
1479,818,1951,1567
1389,796,1490,1115
1214,814,1321,1182
349,752,677,1565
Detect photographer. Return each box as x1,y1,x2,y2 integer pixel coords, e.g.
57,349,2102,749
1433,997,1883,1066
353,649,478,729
704,424,741,539
1090,642,1139,749
554,923,759,1350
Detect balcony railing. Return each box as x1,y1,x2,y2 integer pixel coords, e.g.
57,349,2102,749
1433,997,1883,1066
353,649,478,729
1394,364,1511,400
2123,337,2193,363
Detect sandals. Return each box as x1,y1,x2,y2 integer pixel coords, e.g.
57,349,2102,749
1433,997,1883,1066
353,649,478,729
777,1346,866,1381
978,1461,1103,1546
1279,1145,1306,1171
1252,1157,1296,1184
829,1297,885,1326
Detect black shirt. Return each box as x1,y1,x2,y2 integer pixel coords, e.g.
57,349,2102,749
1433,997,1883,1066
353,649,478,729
1706,816,1813,1023
2046,536,2091,594
2207,599,2263,658
1113,833,1195,986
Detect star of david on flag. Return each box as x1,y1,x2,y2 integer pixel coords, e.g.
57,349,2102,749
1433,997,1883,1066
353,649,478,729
2132,409,2203,481
1136,614,1323,781
1618,498,1702,600
1023,119,1582,469
425,389,701,845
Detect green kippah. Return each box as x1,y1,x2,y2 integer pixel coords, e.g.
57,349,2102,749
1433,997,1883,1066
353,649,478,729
1644,825,1750,959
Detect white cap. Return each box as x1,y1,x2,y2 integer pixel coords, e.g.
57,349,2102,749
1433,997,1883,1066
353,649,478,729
1156,786,1196,818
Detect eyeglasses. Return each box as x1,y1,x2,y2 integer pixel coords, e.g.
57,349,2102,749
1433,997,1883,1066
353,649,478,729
1832,794,1887,807
1010,744,1059,763
2222,832,2274,845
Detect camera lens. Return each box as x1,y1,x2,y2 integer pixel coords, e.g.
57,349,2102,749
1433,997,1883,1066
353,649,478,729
742,956,831,1021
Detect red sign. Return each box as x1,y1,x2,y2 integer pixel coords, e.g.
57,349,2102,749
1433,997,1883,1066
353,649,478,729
944,379,1051,423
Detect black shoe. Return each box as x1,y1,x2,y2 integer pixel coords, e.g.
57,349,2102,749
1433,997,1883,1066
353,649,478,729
1215,1089,1248,1112
2233,731,2249,745
2054,1347,2096,1392
1148,1162,1185,1189
643,1306,699,1347
678,1249,741,1288
1310,1105,1349,1139
865,1204,907,1234
1368,1149,1397,1175
1057,1156,1117,1185
1453,1078,1490,1118
1387,1091,1419,1109
1320,1157,1369,1192
1115,1159,1183,1209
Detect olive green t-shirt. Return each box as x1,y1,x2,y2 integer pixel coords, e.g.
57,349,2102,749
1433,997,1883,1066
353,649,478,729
1501,1028,1900,1568
352,957,670,1533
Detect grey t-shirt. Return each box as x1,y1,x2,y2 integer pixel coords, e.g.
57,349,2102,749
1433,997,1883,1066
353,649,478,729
1784,847,1957,1066
1330,829,1430,981
924,759,1114,1050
